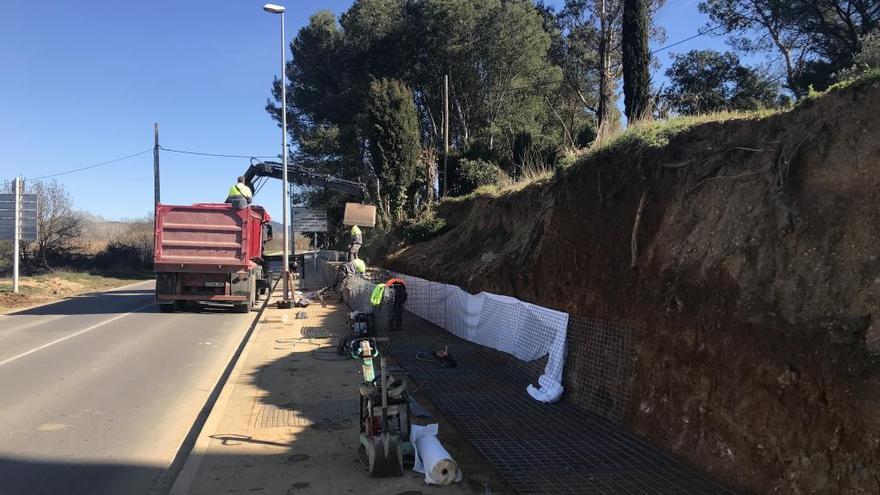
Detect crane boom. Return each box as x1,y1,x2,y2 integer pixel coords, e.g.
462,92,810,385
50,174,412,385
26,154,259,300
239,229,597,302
244,159,366,200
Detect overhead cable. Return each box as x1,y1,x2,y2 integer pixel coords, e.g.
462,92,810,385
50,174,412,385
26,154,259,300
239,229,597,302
159,146,278,160
650,24,723,55
28,148,154,180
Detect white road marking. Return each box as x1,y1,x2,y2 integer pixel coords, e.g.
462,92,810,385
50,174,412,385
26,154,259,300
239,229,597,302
0,302,155,367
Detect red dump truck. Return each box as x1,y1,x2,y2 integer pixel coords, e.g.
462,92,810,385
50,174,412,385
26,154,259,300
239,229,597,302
153,203,273,313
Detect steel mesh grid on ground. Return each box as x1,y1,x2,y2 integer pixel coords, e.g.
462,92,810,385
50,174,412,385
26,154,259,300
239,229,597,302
385,310,736,494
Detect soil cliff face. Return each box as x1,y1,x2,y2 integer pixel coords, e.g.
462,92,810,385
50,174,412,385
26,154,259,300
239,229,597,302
384,81,880,493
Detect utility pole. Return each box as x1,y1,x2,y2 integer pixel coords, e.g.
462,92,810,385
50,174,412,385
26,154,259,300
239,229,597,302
443,74,449,197
153,122,160,207
12,177,21,293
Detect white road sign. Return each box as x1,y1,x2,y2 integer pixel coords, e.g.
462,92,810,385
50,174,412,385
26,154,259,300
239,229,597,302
292,207,328,232
0,191,37,241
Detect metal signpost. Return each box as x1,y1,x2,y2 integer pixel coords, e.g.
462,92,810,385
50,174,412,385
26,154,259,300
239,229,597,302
1,178,38,293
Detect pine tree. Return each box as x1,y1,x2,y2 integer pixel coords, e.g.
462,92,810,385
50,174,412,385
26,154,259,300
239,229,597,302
622,0,651,122
367,78,421,223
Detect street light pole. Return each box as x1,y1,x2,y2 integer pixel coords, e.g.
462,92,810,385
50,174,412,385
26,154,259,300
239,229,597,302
264,3,290,303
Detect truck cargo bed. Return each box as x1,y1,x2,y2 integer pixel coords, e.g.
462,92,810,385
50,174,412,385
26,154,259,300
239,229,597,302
154,203,269,273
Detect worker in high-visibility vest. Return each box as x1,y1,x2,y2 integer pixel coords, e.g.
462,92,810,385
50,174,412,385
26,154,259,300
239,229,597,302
225,176,253,209
335,258,366,302
348,224,363,260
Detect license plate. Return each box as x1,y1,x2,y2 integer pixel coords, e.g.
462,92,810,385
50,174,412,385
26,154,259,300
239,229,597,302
204,281,224,287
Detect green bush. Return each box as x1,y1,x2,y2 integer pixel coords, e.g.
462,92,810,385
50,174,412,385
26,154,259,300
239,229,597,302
576,124,597,148
400,212,446,243
93,240,153,271
835,31,880,82
92,222,154,271
454,158,507,195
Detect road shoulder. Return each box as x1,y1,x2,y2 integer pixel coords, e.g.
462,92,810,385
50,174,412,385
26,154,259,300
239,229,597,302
170,285,506,495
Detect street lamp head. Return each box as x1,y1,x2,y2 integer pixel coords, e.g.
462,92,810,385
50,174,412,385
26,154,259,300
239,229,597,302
263,3,285,13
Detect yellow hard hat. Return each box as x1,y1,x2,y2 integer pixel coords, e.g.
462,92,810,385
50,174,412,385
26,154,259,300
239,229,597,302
353,259,366,273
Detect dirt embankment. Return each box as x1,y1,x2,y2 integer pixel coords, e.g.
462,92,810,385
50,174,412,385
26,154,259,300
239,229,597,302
384,81,880,493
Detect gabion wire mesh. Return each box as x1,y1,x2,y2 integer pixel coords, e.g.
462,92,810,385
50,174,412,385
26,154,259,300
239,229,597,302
564,316,635,426
318,254,735,495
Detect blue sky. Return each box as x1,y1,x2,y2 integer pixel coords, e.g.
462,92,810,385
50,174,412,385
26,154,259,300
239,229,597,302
0,0,728,221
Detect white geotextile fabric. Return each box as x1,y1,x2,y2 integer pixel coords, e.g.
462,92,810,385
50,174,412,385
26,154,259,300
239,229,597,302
411,423,462,485
396,273,568,403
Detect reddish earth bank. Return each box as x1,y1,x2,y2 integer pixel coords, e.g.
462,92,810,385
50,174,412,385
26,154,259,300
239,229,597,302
384,81,880,493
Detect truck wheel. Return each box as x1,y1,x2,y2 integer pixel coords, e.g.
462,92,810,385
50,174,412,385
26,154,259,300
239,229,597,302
159,303,175,313
233,303,249,313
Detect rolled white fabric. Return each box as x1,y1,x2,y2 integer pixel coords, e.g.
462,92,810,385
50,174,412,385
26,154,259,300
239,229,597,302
411,424,462,485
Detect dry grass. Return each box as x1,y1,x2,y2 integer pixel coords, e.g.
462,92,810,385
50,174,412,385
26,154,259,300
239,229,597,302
460,159,560,199
586,108,781,160
0,271,151,313
441,106,788,204
72,240,110,255
264,234,314,257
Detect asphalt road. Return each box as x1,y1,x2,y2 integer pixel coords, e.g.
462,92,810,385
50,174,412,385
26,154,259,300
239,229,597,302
0,280,259,495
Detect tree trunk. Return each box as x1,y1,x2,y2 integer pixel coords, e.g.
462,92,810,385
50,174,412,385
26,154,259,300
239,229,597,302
546,97,575,149
454,98,469,143
425,148,436,204
596,0,616,138
622,0,652,123
597,57,615,138
374,177,390,229
776,41,802,99
424,100,440,147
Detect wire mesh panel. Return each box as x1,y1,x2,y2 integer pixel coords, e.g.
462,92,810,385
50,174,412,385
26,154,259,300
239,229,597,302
372,284,406,333
315,250,349,288
397,273,450,329
385,272,569,401
345,274,375,314
312,257,734,494
564,316,636,426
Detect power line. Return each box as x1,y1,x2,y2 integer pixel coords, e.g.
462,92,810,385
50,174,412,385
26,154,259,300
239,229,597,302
650,24,723,55
159,146,278,159
28,149,154,180
25,145,281,182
